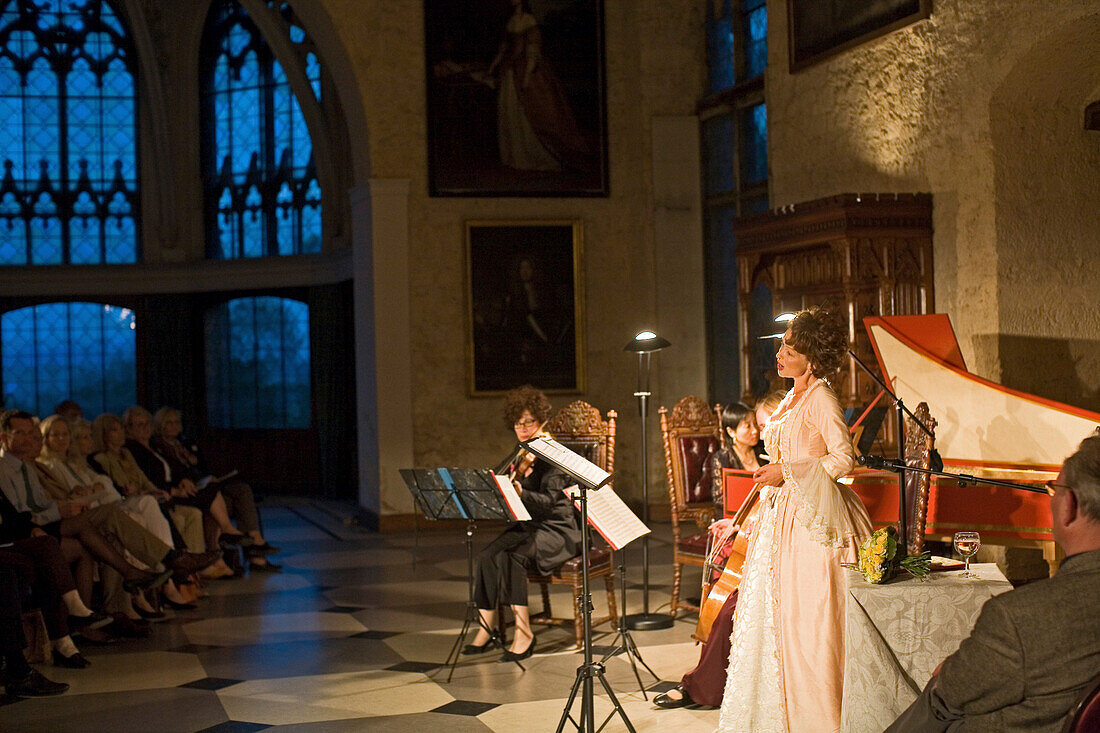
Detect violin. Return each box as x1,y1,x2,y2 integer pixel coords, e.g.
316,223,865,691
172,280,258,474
693,484,764,644
506,425,551,483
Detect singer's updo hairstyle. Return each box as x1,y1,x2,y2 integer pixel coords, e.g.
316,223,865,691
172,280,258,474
786,306,848,381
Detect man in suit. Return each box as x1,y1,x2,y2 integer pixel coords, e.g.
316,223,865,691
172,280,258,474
888,433,1100,732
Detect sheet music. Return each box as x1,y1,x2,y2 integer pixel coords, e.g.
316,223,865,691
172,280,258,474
565,485,649,551
493,474,532,521
526,437,610,487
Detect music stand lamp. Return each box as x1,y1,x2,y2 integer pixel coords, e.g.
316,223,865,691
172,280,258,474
622,331,673,632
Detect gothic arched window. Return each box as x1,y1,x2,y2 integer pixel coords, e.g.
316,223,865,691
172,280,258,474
1,301,136,415
205,296,311,428
201,0,322,259
0,0,138,265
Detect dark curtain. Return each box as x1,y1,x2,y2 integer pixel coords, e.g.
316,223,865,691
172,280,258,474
137,293,203,420
307,281,357,499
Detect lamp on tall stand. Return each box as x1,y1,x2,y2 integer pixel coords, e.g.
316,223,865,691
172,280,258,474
622,331,673,631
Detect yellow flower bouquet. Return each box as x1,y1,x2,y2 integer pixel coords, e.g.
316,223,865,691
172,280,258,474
843,526,931,584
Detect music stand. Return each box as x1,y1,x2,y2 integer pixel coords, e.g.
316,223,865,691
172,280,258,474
518,437,640,733
399,467,527,681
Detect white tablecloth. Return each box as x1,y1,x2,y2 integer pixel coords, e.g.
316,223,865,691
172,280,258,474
840,563,1012,733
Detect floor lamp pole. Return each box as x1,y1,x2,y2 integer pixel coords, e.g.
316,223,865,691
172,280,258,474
623,347,673,631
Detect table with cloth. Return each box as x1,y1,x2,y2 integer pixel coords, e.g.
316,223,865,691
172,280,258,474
840,562,1013,733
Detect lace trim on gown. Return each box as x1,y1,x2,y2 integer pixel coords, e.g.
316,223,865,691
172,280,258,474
716,416,788,733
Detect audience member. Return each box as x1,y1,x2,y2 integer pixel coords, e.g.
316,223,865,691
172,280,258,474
122,406,251,553
887,433,1100,732
152,407,280,571
0,565,68,697
52,400,82,421
37,415,211,617
90,413,205,553
1,410,208,599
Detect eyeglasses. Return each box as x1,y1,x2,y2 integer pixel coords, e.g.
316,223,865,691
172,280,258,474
1045,480,1073,497
513,418,539,429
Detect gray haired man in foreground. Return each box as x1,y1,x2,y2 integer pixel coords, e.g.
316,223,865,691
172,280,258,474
887,433,1100,732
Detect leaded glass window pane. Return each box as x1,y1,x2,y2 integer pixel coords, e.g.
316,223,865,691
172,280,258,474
739,103,767,186
1,302,136,416
743,0,767,80
0,0,138,265
703,114,735,195
706,0,735,94
205,296,310,428
202,0,322,260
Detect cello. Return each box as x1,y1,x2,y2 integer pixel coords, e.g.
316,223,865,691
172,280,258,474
693,482,765,644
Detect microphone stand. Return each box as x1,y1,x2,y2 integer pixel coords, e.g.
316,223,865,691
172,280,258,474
847,349,941,550
857,454,1047,494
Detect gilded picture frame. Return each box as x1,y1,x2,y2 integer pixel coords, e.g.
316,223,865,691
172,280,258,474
465,220,585,395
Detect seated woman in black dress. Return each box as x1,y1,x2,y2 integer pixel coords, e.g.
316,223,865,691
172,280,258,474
462,385,581,661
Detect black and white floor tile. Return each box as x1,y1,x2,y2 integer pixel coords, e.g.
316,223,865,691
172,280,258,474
1,500,720,731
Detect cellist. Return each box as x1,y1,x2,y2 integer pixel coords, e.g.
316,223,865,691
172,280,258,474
654,400,769,710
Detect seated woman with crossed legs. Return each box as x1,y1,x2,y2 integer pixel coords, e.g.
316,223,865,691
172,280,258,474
462,385,581,662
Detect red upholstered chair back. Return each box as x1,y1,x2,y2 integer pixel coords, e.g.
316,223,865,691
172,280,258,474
660,396,721,531
1063,673,1100,733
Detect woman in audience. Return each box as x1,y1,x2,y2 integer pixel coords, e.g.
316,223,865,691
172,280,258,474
37,415,206,615
152,407,280,571
90,413,233,579
122,406,251,554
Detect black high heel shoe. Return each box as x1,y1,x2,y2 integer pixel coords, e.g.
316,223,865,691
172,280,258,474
52,650,91,669
499,634,536,662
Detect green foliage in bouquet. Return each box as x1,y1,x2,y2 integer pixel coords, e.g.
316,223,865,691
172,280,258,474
843,526,931,584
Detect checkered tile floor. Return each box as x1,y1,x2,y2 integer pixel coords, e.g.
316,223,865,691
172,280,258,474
1,500,720,731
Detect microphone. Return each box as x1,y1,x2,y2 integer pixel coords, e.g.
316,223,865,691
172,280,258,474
858,454,892,470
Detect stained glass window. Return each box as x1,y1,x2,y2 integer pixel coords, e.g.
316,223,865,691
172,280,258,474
739,103,767,186
706,0,735,94
205,296,310,428
705,0,767,94
742,0,767,80
0,0,137,265
202,0,322,259
1,302,136,416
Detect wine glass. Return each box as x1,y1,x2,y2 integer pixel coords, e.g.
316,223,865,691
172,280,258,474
953,531,981,578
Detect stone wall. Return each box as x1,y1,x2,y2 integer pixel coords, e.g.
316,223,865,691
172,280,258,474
313,0,711,515
765,0,1100,413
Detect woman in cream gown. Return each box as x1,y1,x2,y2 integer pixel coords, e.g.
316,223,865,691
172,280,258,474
717,308,872,733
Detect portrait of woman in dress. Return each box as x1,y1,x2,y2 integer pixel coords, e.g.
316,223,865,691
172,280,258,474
489,0,596,174
717,306,872,733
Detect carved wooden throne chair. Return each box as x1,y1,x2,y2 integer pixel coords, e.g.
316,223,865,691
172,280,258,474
527,400,619,647
659,395,721,617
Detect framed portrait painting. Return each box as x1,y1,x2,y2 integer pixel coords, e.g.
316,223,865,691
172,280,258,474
465,221,585,395
426,0,609,197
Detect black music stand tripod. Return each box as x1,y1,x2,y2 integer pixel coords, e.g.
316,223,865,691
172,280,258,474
598,550,660,697
399,468,526,681
553,478,636,733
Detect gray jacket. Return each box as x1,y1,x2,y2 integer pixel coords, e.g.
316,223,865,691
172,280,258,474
889,549,1100,732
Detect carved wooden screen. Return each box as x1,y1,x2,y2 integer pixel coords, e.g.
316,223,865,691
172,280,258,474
733,193,934,448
